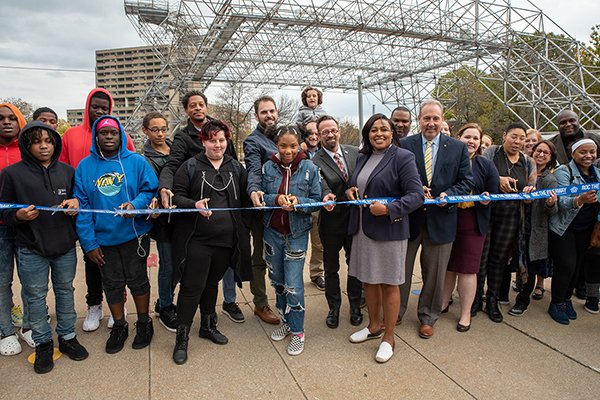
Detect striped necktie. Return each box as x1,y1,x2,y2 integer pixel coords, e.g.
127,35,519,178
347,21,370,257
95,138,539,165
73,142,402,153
333,153,348,181
424,141,433,185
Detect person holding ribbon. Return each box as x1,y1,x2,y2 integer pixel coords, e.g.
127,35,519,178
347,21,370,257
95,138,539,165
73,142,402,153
441,123,499,332
346,114,424,363
508,140,558,316
262,125,322,357
548,138,600,323
169,120,251,365
474,122,536,323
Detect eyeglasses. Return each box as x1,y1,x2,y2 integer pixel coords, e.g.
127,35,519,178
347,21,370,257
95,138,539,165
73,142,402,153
320,128,339,135
533,149,551,156
148,127,168,133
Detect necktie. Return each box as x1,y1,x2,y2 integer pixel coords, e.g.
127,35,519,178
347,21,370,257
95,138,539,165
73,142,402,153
424,141,433,185
333,153,348,181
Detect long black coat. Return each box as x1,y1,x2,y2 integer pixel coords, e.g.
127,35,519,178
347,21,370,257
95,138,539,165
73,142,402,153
170,152,252,286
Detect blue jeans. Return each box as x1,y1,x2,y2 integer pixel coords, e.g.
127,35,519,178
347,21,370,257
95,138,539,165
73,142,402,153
16,247,77,345
156,240,174,309
222,267,237,304
264,227,308,334
0,225,23,337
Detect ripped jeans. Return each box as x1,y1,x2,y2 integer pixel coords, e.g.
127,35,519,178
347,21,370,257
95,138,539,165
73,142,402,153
264,227,308,334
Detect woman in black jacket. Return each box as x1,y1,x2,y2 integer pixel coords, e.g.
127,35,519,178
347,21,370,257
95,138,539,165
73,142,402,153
169,120,251,365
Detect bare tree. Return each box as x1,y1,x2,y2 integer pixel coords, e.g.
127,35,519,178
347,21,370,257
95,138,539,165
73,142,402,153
338,118,360,146
275,93,300,125
1,97,36,120
211,82,259,156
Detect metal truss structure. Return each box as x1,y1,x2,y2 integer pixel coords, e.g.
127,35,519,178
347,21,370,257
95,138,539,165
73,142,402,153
124,0,600,134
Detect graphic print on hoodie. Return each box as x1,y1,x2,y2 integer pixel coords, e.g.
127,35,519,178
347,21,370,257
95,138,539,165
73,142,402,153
73,115,158,253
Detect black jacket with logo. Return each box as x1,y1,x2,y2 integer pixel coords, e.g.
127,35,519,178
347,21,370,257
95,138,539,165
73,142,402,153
0,121,78,257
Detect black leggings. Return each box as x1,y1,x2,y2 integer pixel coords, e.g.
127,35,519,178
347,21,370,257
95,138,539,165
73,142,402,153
549,228,592,304
176,241,232,326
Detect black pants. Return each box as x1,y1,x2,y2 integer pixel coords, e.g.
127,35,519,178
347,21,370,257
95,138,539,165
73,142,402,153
321,233,362,311
549,228,592,304
84,253,104,306
515,259,546,307
177,242,231,326
100,236,151,304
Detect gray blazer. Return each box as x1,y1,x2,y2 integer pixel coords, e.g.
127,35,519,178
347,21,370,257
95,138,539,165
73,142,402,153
528,169,558,261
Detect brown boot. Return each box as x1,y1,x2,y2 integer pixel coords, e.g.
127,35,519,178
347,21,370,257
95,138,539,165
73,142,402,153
254,305,280,325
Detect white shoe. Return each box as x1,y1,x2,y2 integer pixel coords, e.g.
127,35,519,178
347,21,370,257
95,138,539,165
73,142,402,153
17,328,35,348
107,306,127,329
287,334,305,356
375,341,394,363
82,304,103,332
349,327,384,343
0,335,22,356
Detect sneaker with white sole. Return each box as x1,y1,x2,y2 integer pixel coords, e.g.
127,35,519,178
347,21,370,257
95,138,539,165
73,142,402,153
287,334,305,356
0,335,22,356
107,307,127,329
18,328,35,348
271,324,291,342
82,305,103,332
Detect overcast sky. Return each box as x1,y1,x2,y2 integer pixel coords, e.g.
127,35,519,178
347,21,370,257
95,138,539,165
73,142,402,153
1,0,598,121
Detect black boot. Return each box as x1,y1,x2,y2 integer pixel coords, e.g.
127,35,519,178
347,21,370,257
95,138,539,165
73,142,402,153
485,296,503,323
471,294,483,317
199,313,228,345
34,340,54,374
173,325,190,365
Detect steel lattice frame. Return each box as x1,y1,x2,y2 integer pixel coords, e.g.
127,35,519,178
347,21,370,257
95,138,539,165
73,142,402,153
123,0,600,133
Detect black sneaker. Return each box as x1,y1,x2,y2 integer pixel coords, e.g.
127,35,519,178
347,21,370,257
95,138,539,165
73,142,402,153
106,322,129,354
159,305,177,332
34,340,54,374
508,303,528,317
222,302,245,323
584,297,599,314
58,336,89,361
311,276,325,291
132,319,154,349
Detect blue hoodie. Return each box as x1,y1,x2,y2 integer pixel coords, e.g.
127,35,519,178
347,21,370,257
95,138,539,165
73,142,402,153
74,115,158,252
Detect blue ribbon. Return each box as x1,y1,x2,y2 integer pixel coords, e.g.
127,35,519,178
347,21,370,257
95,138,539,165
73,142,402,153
0,183,597,216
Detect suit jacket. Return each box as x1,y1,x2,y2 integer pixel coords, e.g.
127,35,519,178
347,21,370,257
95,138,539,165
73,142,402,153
347,145,424,241
312,145,358,235
400,133,474,244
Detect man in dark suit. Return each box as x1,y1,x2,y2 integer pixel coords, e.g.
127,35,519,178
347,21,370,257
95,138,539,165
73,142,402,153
312,115,363,328
399,99,473,339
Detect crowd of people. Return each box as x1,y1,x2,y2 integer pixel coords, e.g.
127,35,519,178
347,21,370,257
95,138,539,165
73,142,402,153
0,85,599,373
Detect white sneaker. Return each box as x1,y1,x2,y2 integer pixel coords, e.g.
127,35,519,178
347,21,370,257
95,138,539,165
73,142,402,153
271,324,291,342
107,306,127,329
17,328,35,348
0,335,22,356
82,305,103,332
287,334,305,356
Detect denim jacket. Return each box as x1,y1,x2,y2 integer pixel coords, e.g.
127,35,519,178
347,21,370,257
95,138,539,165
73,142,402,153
261,158,322,237
549,160,600,236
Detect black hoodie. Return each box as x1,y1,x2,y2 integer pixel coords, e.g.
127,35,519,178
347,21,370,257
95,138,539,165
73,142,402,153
0,121,78,257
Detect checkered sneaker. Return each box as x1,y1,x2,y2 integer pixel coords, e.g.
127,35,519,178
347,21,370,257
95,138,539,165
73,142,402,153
287,334,305,356
270,324,291,342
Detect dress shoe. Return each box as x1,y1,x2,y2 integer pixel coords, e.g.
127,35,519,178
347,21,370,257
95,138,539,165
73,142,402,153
456,322,471,332
375,341,394,363
349,327,384,343
418,324,434,339
350,308,363,326
326,309,339,329
485,296,503,323
254,305,280,325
